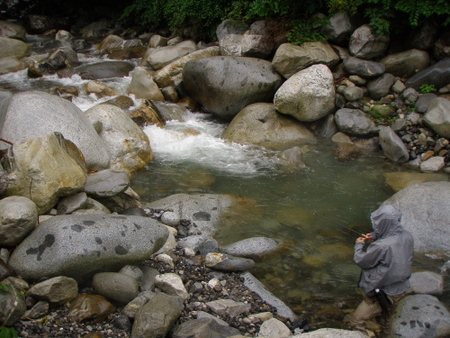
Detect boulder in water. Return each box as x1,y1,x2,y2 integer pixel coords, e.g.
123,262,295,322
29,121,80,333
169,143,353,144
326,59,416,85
60,61,135,80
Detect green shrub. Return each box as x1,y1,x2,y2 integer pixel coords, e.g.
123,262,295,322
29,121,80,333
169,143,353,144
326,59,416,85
419,84,436,93
0,327,18,338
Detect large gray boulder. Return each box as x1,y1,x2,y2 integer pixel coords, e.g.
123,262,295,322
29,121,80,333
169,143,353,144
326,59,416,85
367,73,395,100
383,182,450,253
0,56,26,75
0,91,110,170
323,12,354,45
84,103,153,175
221,103,316,150
349,24,389,59
405,57,450,90
274,64,335,122
2,133,87,214
0,196,37,247
8,214,169,281
272,41,339,79
388,294,450,338
334,108,379,137
423,97,450,139
380,49,430,78
0,36,30,58
183,56,282,120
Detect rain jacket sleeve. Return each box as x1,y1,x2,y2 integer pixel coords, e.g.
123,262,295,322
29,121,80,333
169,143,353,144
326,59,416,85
353,241,386,270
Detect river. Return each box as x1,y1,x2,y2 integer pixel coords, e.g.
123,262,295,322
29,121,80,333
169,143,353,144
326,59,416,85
0,46,448,328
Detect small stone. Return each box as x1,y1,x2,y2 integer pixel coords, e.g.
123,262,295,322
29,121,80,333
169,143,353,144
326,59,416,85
420,156,445,172
27,276,78,305
68,294,115,322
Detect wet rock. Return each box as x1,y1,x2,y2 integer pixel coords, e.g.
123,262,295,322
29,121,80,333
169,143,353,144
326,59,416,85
272,41,339,79
127,67,164,101
205,253,255,271
415,93,438,113
258,317,291,338
148,35,168,48
8,214,169,281
221,236,280,259
334,108,379,137
367,73,395,100
96,187,142,213
388,294,450,338
28,45,79,77
68,294,115,322
160,211,180,227
154,273,189,300
22,300,49,320
0,20,26,40
423,97,450,139
384,182,450,252
222,103,316,150
119,265,144,283
405,58,450,90
92,272,140,304
0,56,26,75
106,39,145,60
97,34,124,54
420,156,445,172
172,318,241,338
343,57,385,78
0,196,37,246
0,90,110,170
342,86,364,102
434,31,450,60
323,12,354,45
241,272,296,321
123,291,155,318
0,36,30,58
380,49,430,78
84,81,118,98
384,172,448,192
72,197,111,215
183,56,282,120
131,293,184,338
0,285,26,326
379,126,409,163
85,104,153,175
57,192,88,215
61,61,135,80
410,271,444,295
274,64,335,122
1,277,28,292
143,40,197,70
349,25,389,59
153,46,220,87
278,146,307,170
84,170,129,198
206,298,251,317
409,20,440,50
27,276,78,305
0,259,14,281
2,133,87,213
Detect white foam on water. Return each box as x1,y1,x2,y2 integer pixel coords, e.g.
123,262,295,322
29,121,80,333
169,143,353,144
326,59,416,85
144,112,279,175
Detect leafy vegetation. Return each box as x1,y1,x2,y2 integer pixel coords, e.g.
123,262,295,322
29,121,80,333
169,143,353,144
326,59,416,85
0,327,18,338
419,84,436,93
120,0,450,41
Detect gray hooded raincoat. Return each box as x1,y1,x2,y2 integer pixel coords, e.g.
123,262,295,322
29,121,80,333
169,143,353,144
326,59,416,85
354,205,414,296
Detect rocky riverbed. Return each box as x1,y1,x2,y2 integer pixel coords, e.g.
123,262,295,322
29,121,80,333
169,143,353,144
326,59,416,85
1,6,450,338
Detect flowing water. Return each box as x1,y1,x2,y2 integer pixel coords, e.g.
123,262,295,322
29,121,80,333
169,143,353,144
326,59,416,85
1,47,449,328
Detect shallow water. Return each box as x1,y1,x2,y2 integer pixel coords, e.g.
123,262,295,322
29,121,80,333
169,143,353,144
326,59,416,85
1,49,448,328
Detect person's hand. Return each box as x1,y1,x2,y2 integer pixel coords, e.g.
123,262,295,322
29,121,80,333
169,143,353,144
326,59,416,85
356,237,366,243
362,233,374,242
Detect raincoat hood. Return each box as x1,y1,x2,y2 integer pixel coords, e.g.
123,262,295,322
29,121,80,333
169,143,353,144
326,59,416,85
370,205,403,239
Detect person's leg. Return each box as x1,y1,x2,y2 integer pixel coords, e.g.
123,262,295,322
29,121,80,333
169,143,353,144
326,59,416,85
350,296,382,331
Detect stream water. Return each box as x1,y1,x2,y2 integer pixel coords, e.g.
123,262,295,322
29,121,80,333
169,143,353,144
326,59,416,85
1,46,448,328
